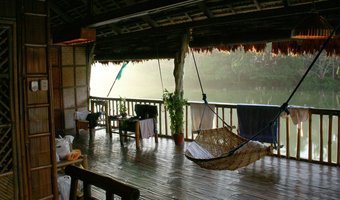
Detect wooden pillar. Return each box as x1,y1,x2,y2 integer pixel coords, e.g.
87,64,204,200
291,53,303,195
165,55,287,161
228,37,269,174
18,0,57,199
173,33,189,97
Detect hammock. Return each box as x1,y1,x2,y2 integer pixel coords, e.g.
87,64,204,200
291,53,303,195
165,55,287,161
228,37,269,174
185,25,337,170
185,127,272,170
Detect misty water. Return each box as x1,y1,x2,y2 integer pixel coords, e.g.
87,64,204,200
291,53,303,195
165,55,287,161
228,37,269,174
90,59,339,110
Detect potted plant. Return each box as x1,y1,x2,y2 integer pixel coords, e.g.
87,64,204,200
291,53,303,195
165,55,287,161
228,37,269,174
119,97,127,117
163,89,187,145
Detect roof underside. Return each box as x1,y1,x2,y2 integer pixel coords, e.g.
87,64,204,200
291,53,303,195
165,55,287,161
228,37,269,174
50,0,340,62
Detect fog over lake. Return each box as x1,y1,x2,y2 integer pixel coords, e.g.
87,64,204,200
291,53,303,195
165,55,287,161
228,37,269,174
90,50,339,110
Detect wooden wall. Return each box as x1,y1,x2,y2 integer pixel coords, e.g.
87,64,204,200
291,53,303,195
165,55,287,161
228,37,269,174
0,1,90,199
51,46,89,133
20,0,57,199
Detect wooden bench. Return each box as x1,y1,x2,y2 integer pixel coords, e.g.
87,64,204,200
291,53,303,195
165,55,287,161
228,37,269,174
65,165,140,200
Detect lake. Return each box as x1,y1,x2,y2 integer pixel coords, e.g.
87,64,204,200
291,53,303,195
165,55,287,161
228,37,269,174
90,60,340,162
90,61,339,109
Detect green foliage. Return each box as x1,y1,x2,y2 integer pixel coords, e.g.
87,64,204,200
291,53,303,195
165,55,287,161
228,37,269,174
184,46,340,91
162,89,187,134
119,97,127,115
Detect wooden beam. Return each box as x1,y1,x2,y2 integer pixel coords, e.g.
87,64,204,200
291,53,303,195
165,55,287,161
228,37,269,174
52,0,340,50
173,33,189,96
49,1,73,23
253,0,261,10
94,51,175,62
190,30,292,47
94,1,340,46
87,0,204,27
199,2,213,18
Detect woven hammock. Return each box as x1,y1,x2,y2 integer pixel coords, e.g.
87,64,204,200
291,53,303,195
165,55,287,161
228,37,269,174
185,127,272,170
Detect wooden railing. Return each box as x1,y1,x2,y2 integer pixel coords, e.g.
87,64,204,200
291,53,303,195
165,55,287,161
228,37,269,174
89,96,340,166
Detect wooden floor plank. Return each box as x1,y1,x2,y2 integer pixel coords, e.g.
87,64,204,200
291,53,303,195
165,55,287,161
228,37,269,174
70,129,340,200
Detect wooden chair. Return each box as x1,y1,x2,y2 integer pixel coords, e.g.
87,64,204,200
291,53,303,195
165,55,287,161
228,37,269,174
90,100,109,131
119,104,158,148
65,165,140,200
75,111,101,135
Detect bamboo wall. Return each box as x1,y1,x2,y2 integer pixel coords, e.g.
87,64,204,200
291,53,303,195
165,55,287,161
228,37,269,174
20,0,57,199
51,46,89,134
0,0,58,199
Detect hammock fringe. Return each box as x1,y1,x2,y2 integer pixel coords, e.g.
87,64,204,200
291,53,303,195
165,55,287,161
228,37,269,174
185,127,272,170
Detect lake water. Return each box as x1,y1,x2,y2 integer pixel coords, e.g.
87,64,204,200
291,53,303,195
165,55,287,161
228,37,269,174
90,61,339,162
90,61,339,109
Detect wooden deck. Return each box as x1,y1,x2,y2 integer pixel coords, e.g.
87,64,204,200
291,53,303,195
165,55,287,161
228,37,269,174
70,128,340,200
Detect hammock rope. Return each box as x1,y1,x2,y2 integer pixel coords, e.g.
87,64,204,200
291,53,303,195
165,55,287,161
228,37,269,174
156,45,165,94
190,48,233,130
186,23,339,170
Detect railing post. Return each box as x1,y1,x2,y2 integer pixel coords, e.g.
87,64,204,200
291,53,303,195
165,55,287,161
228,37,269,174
88,96,340,166
328,115,333,164
308,112,312,161
320,114,323,163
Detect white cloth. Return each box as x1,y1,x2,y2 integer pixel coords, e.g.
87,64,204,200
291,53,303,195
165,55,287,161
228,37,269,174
191,103,215,132
58,175,71,200
186,142,213,159
234,140,267,154
139,118,155,139
74,111,89,120
281,106,310,129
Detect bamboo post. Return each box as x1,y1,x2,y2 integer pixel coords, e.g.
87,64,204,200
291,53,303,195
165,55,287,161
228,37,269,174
320,114,323,162
336,116,340,165
328,115,333,164
308,112,312,161
297,127,301,160
173,33,189,97
286,117,290,158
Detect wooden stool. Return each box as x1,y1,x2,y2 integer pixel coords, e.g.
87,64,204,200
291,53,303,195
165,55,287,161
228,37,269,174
75,120,90,134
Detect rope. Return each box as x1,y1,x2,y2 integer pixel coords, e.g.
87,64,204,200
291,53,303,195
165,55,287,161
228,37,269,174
285,28,339,105
190,48,206,103
190,22,340,157
190,48,232,130
155,44,165,96
226,22,340,156
157,57,165,93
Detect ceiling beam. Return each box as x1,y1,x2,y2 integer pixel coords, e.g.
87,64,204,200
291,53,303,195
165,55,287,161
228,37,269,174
94,0,340,45
190,30,292,48
49,1,73,23
253,0,261,10
87,0,204,27
199,2,213,18
94,51,175,61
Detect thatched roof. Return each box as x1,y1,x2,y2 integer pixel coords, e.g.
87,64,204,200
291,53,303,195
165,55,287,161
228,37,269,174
50,0,340,62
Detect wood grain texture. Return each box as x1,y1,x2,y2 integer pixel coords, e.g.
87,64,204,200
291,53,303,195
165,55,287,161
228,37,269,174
71,129,340,200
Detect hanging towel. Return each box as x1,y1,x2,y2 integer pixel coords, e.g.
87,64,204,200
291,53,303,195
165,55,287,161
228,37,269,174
139,118,155,139
237,104,280,143
281,106,310,129
191,103,215,132
74,111,89,120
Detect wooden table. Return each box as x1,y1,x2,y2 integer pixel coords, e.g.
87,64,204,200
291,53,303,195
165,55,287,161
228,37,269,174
108,115,158,149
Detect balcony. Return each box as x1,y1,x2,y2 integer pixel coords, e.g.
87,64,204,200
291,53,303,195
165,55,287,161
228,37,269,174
72,97,340,198
89,96,340,166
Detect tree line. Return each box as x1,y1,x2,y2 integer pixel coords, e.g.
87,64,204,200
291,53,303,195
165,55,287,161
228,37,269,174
184,44,340,91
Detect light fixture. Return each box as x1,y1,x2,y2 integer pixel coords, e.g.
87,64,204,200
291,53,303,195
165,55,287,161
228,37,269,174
53,27,96,45
291,14,334,39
